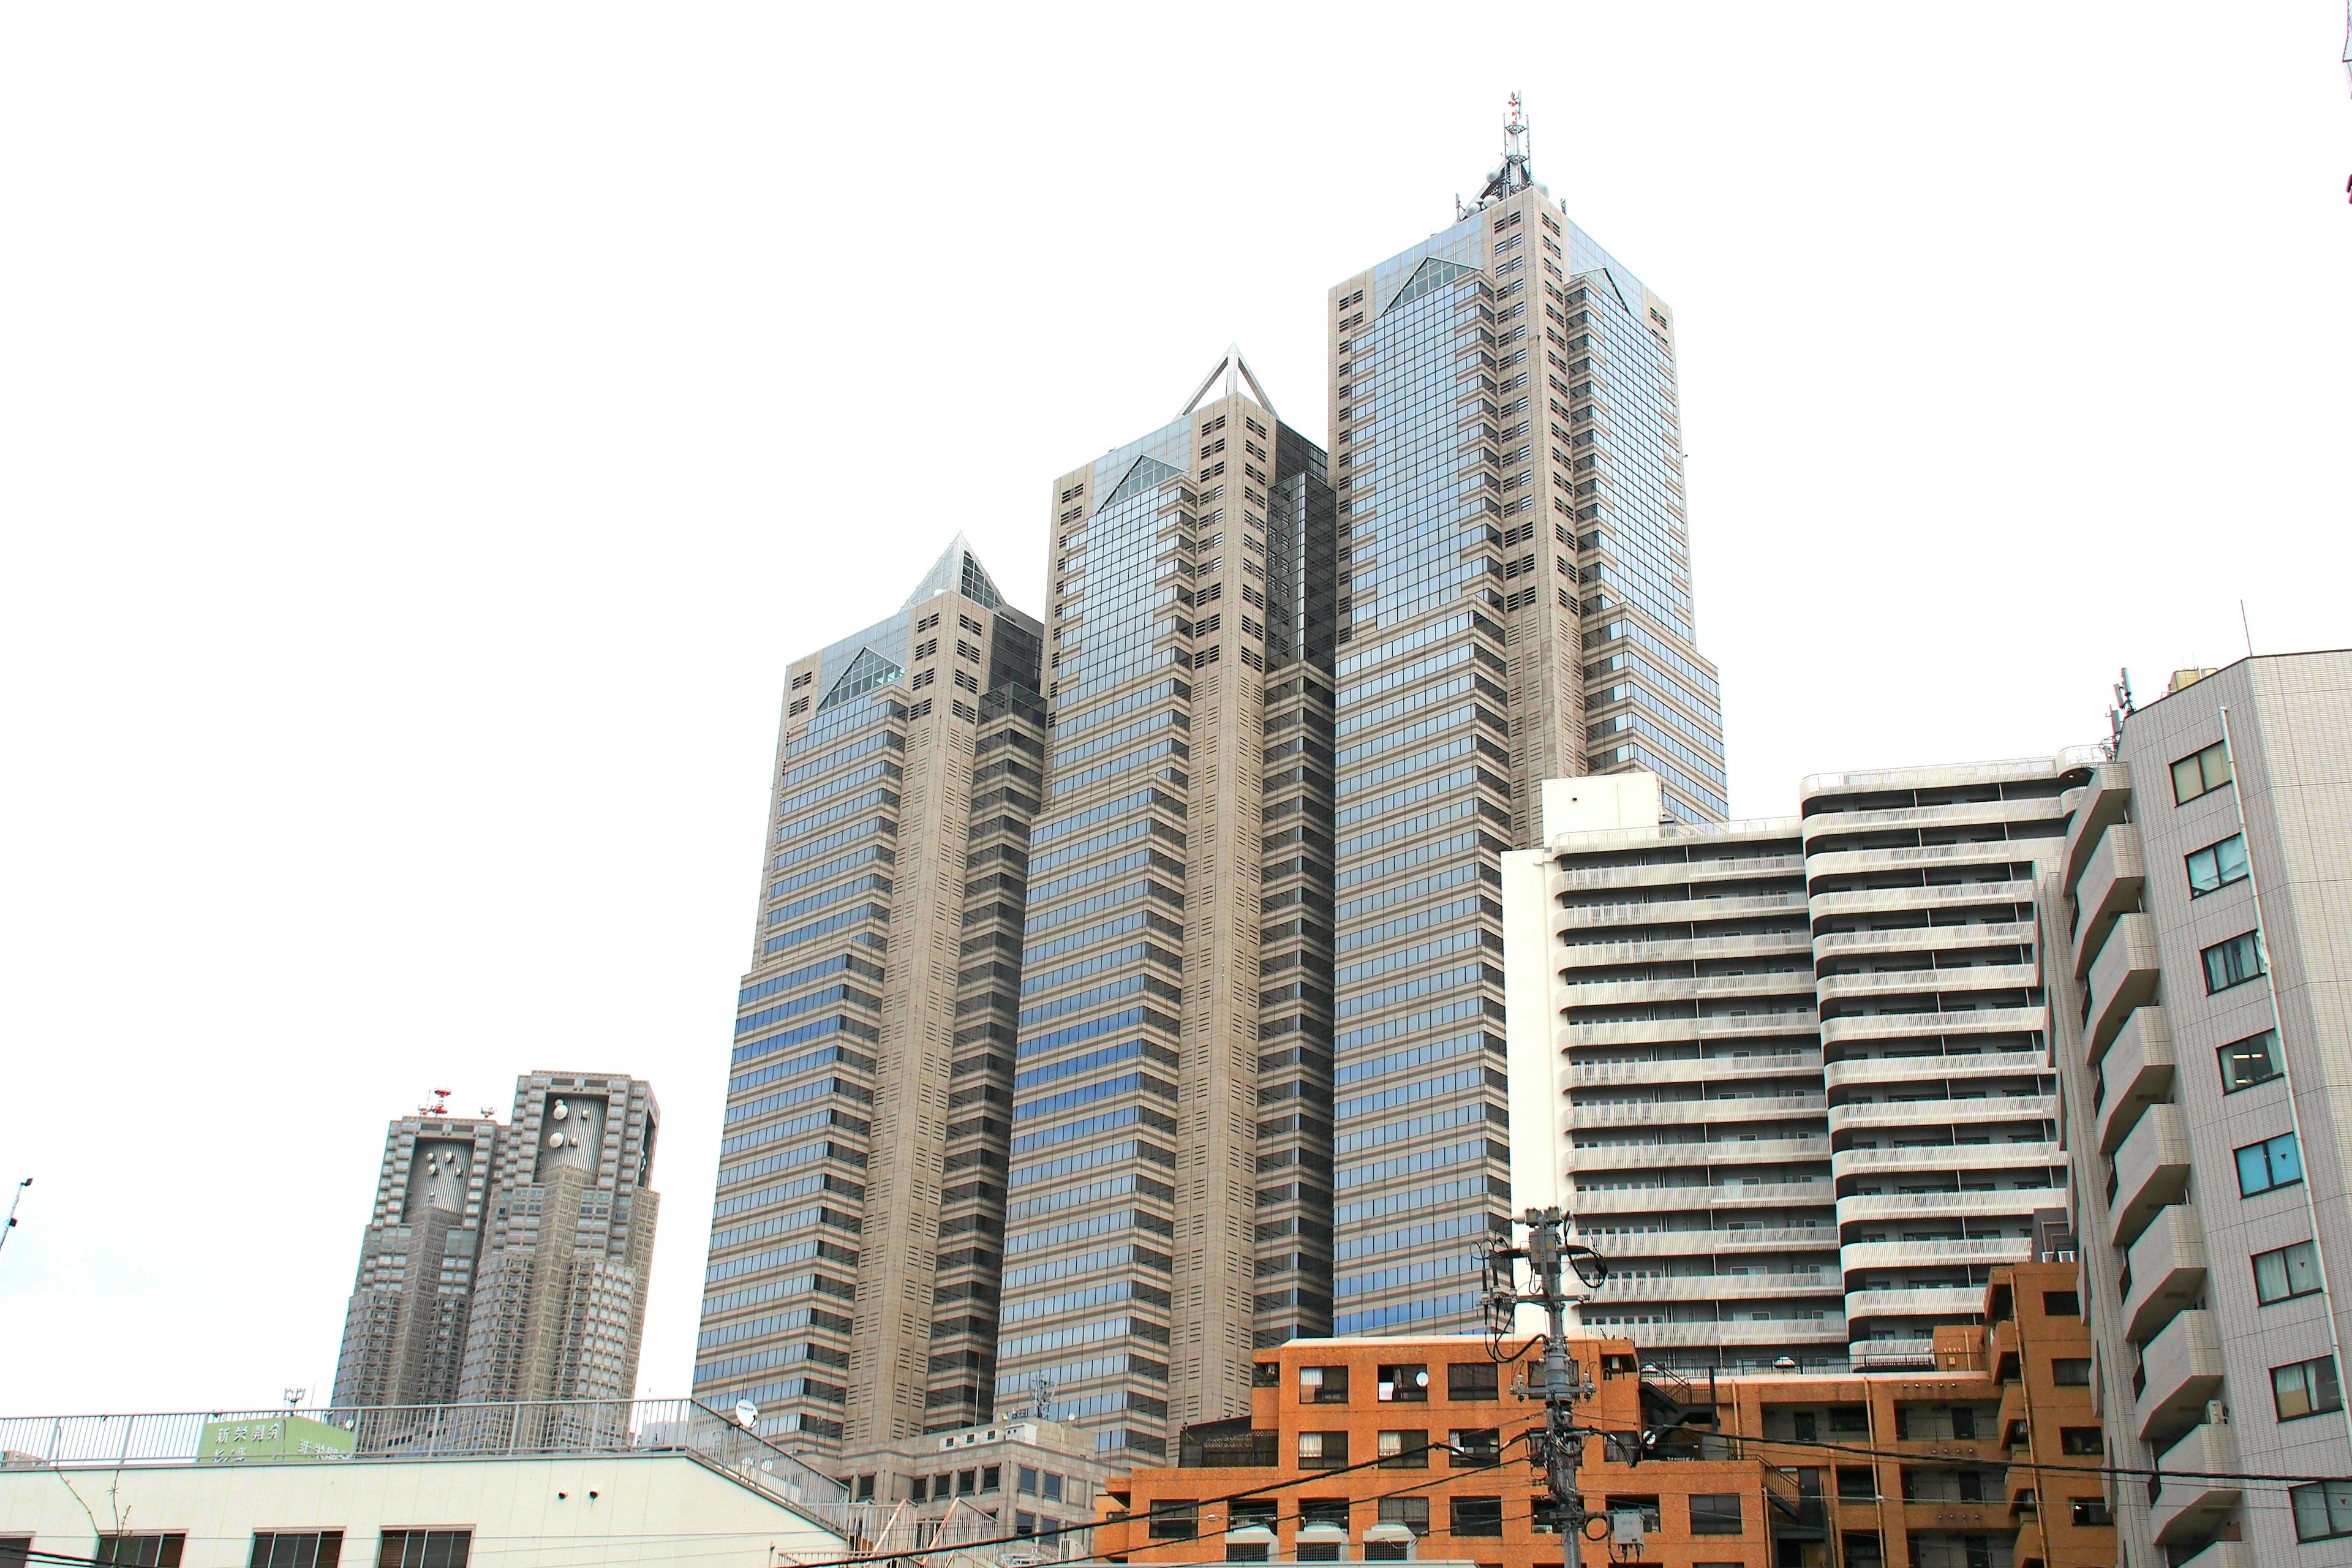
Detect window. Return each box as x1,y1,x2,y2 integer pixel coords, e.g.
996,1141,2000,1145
2273,1355,2342,1421
1300,1364,1350,1403
1378,1363,1430,1401
1448,1498,1504,1537
2172,741,2231,804
96,1540,187,1568
374,1535,470,1568
910,1477,928,1502
1449,1427,1501,1466
1836,1467,1875,1500
2293,1479,2352,1542
2071,1498,2114,1527
2219,1030,2283,1093
2203,930,2265,993
1300,1499,1351,1529
251,1537,343,1568
1689,1494,1743,1536
1378,1498,1430,1536
1017,1466,1038,1494
982,1464,1000,1492
1376,1430,1430,1468
1042,1473,1065,1502
2051,1359,2092,1387
1251,1360,1280,1387
2060,1427,2102,1456
957,1469,976,1496
1447,1362,1499,1400
1148,1501,1200,1540
2186,834,2249,896
1841,1531,1885,1568
2043,1291,2080,1316
2255,1240,2324,1304
0,1540,28,1568
854,1474,875,1502
2237,1131,2303,1196
1298,1430,1349,1468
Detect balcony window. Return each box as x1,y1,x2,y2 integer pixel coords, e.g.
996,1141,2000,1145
2186,834,2249,897
2171,741,2231,804
1378,1363,1430,1401
1376,1430,1430,1468
1447,1498,1504,1538
2203,930,2265,994
2272,1355,2343,1422
1300,1365,1350,1403
1298,1431,1349,1469
2218,1030,2283,1093
2255,1240,2323,1304
1447,1362,1499,1400
2237,1131,2303,1196
2292,1480,2352,1541
1689,1494,1744,1536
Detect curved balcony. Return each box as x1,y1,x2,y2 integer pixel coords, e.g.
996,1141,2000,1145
1837,1189,2056,1224
1570,1180,1831,1215
1823,1049,2046,1091
1806,841,2043,881
2069,820,2146,981
1802,793,2075,838
2086,911,2160,1058
1815,962,2040,1004
2108,1103,2193,1250
2123,1204,2208,1341
1839,1235,2032,1273
1559,930,1811,968
1813,919,2036,959
1833,1140,2062,1180
1573,1050,1823,1088
1561,1011,1819,1050
2060,762,2136,899
1828,1095,2055,1135
1576,1136,1831,1172
1559,892,1808,930
2150,1421,2241,1547
1809,880,2038,921
1596,1226,1839,1257
1562,971,1814,1009
2095,1006,2176,1152
1843,1285,1988,1319
1819,1006,2047,1049
2134,1308,2223,1447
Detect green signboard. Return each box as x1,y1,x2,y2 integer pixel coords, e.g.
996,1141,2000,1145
197,1414,355,1464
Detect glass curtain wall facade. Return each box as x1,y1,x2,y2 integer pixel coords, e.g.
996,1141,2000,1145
693,538,1047,1453
991,362,1338,1462
1325,167,1724,1336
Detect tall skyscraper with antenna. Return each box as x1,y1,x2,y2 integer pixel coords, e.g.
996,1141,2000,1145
1322,100,1725,1338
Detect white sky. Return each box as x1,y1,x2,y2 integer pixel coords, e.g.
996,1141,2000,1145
2,4,2346,1417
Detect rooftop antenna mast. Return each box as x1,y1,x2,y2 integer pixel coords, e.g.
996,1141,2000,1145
1461,92,1536,221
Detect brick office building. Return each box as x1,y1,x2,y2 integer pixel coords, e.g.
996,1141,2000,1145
1095,1262,2106,1568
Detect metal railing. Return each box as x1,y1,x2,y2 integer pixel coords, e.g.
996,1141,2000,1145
0,1398,850,1525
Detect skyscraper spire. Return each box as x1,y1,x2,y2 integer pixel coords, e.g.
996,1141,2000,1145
1478,91,1534,205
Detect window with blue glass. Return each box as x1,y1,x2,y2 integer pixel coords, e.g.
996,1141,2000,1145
2237,1131,2302,1196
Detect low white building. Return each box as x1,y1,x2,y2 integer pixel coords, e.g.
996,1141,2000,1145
0,1400,853,1567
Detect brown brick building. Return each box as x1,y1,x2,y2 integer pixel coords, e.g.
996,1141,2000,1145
1095,1263,2109,1568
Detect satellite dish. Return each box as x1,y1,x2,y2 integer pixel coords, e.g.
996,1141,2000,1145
734,1398,759,1430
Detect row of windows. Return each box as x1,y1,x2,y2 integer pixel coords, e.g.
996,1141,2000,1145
1335,862,1490,935
1031,785,1183,848
1008,1136,1174,1193
736,952,881,1015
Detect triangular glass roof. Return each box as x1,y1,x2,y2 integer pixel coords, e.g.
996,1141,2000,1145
901,533,1005,612
1099,454,1185,512
817,646,905,712
1384,255,1477,315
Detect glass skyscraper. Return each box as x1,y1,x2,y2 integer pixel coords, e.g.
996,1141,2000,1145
1324,137,1725,1337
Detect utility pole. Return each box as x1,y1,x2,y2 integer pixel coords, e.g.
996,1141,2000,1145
0,1178,29,1262
1480,1207,1612,1544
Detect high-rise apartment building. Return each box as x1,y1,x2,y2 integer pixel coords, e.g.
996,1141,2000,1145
1325,119,1724,1339
987,352,1340,1463
1506,751,2089,1374
693,538,1048,1453
2056,652,2352,1564
458,1070,661,1403
330,1070,660,1409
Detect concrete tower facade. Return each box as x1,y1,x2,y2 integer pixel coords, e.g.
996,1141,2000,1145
457,1070,661,1403
986,354,1341,1463
692,538,1049,1453
1324,123,1725,1339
